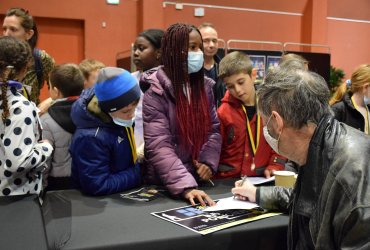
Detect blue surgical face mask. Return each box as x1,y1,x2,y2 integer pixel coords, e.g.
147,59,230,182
188,51,204,74
110,115,135,127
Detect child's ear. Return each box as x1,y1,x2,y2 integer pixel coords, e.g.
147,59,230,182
51,85,61,98
155,49,161,60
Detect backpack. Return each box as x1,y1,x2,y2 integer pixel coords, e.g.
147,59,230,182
33,48,44,88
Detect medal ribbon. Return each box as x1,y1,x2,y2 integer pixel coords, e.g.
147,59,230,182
241,105,260,156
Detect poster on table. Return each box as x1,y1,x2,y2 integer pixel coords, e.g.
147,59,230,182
151,201,280,235
249,55,266,84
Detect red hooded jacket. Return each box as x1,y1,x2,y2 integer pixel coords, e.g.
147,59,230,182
215,91,286,178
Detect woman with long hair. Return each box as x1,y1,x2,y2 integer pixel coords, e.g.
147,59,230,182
2,7,55,105
141,23,221,206
330,64,370,134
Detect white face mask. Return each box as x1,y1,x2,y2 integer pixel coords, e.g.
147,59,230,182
263,114,280,154
110,115,135,127
364,96,370,106
188,51,204,74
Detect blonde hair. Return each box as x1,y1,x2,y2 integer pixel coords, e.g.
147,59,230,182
79,59,105,80
279,53,308,71
329,64,370,106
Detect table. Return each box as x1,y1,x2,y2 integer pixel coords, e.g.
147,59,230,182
45,178,288,250
0,195,48,250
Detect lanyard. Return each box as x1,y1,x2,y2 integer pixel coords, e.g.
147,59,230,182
351,96,370,134
241,105,261,156
22,86,31,100
125,127,137,163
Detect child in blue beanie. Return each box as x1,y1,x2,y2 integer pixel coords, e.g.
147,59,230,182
70,67,141,195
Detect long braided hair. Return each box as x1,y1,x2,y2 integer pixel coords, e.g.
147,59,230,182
161,23,211,160
0,36,32,123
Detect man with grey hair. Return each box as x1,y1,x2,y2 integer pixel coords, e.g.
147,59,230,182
232,67,370,249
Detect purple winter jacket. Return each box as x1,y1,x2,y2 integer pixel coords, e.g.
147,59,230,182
141,67,221,196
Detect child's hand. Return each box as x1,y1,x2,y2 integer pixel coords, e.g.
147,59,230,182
193,160,212,180
183,188,215,207
39,139,51,145
37,97,53,116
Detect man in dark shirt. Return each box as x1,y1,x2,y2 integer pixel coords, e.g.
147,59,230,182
198,22,225,108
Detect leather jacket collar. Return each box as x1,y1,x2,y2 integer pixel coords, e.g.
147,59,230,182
294,115,334,217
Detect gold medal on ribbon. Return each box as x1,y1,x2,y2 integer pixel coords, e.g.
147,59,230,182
251,158,256,171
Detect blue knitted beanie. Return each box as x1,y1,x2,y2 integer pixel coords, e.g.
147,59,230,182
94,67,140,112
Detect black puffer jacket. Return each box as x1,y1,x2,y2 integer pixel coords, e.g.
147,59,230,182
331,93,370,132
257,115,370,249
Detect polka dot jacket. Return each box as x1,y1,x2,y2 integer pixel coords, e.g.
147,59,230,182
0,87,53,196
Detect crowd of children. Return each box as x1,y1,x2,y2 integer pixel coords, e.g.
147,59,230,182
2,5,370,249
1,8,370,209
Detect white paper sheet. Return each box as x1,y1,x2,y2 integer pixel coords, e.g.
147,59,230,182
248,176,275,185
203,197,260,212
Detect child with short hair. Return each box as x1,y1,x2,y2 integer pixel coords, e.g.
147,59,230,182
41,63,84,190
38,59,104,116
79,59,105,89
70,67,141,196
216,51,286,179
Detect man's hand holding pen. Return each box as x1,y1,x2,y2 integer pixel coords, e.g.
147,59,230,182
231,176,257,203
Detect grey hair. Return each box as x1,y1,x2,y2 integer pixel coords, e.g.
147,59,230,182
257,67,332,129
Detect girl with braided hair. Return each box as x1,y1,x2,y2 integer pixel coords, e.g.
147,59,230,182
141,23,221,206
0,36,53,197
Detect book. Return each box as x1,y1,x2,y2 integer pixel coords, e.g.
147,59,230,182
120,187,163,202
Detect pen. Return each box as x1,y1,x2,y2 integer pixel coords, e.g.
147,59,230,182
208,179,215,186
239,176,248,186
233,176,247,199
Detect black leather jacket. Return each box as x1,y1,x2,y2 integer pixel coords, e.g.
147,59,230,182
257,115,370,249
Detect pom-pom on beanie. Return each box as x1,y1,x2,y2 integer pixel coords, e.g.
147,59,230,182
94,67,141,113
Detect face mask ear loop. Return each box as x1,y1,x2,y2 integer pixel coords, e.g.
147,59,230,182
276,128,282,153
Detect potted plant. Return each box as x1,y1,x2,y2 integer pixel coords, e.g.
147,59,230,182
329,66,345,94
